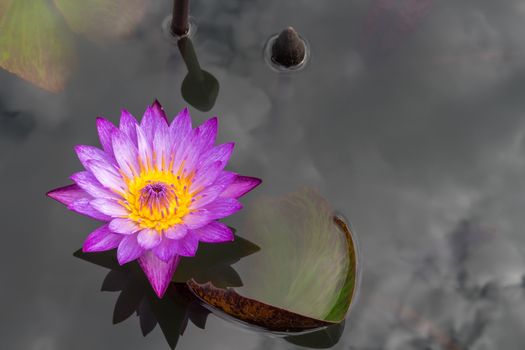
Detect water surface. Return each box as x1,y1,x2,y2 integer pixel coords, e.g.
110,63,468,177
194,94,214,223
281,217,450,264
2,1,525,349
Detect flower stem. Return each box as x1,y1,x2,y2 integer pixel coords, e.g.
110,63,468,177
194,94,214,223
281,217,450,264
171,0,190,36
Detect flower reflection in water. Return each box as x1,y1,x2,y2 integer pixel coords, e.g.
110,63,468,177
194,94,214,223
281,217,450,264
74,233,259,349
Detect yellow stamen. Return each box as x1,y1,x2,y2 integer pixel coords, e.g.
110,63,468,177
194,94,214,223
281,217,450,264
121,167,194,231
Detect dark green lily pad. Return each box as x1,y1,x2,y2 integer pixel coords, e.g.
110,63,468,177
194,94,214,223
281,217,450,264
187,188,359,333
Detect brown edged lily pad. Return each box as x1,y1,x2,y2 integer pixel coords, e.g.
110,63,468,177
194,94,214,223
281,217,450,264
185,188,359,334
187,280,332,333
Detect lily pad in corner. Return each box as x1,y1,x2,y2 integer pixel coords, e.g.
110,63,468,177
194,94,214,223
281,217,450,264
0,0,75,91
187,188,359,333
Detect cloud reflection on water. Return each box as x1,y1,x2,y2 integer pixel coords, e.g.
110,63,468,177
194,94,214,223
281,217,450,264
2,0,525,349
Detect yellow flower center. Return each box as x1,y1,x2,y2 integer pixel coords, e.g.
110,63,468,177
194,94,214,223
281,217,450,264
121,169,194,231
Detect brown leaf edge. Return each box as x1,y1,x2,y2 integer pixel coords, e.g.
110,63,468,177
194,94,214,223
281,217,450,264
186,279,333,333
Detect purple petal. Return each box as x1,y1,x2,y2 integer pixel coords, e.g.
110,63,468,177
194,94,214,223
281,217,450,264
221,175,262,199
137,229,162,249
136,125,153,171
109,218,140,235
117,234,144,265
75,145,115,169
68,198,111,221
213,171,237,188
83,224,123,252
176,233,199,257
151,100,169,124
189,161,223,193
191,222,234,243
47,184,89,206
190,184,226,209
164,224,188,239
85,160,126,193
119,109,138,145
169,107,192,140
179,118,219,174
111,129,139,179
184,198,242,228
47,186,110,221
96,118,118,155
141,103,168,141
194,117,218,152
71,171,120,200
152,238,179,262
171,132,195,174
90,198,128,217
197,142,234,169
197,198,243,220
152,120,171,171
138,251,180,298
183,212,214,229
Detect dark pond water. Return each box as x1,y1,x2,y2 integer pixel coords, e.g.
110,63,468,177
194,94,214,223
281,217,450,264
2,1,525,349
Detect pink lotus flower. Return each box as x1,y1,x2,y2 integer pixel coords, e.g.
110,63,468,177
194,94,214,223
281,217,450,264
48,102,261,297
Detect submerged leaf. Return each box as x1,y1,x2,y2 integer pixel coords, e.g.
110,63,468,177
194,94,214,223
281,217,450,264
0,0,75,91
187,188,359,333
53,0,146,43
